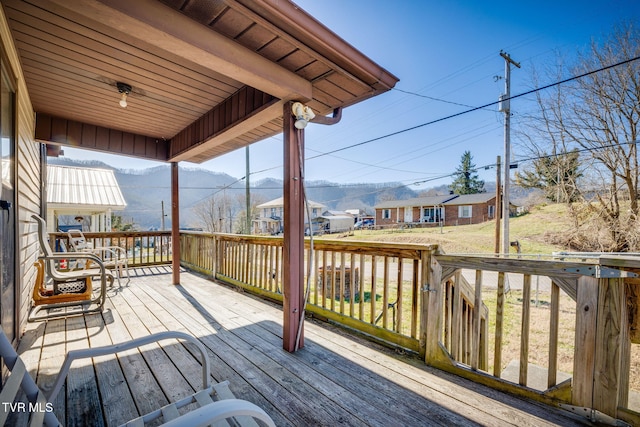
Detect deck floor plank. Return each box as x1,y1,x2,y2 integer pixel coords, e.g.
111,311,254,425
100,294,171,421
105,285,198,406
170,276,461,426
148,284,386,427
193,274,582,427
64,313,104,427
18,267,591,427
127,277,292,427
37,319,68,426
134,278,337,427
83,310,139,426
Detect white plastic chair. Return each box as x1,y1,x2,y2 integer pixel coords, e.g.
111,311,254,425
67,228,130,286
0,329,276,427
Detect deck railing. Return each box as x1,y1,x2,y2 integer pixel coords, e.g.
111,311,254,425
49,230,172,267
429,253,640,425
49,230,638,424
180,232,489,355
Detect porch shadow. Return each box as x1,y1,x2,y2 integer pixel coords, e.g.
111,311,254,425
17,267,591,426
173,280,590,426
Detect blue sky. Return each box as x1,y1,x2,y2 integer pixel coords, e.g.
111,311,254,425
64,0,640,189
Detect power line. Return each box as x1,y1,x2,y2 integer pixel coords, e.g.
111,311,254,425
513,140,640,164
123,55,640,206
236,55,640,185
391,88,481,109
306,55,640,161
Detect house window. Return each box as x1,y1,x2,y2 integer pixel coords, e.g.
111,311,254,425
488,205,495,218
422,207,442,223
382,209,391,219
458,205,472,218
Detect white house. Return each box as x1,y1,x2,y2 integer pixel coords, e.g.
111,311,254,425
254,197,325,235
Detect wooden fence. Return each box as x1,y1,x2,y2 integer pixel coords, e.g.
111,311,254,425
49,230,172,267
180,232,488,355
53,229,639,424
429,254,640,426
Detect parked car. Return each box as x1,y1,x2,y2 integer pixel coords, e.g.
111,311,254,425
354,219,374,229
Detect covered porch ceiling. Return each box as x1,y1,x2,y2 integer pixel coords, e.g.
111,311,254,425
3,0,398,164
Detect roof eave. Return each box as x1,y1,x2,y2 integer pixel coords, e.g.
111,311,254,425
245,0,399,93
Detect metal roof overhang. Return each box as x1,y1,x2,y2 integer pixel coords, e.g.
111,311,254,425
3,0,398,164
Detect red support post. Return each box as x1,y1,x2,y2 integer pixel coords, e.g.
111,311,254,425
282,101,304,352
171,162,180,285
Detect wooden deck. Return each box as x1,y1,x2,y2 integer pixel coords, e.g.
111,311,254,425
15,267,592,426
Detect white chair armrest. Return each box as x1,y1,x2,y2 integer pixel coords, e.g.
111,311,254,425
159,399,276,427
92,246,127,261
48,331,211,401
41,252,105,265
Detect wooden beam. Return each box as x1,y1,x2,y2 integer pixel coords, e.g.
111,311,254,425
171,162,180,285
168,88,279,162
282,101,304,352
44,0,312,101
35,113,169,162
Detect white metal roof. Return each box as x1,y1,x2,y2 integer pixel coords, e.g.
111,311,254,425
47,165,126,210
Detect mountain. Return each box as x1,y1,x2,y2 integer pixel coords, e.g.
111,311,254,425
48,158,535,229
47,158,419,229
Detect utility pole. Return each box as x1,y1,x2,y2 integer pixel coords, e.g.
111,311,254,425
499,50,520,256
161,200,166,231
494,156,501,254
245,146,251,234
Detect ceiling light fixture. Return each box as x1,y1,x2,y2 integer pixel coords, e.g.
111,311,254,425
116,82,131,108
291,102,315,129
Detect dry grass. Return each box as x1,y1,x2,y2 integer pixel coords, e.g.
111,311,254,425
345,203,573,255
482,287,640,396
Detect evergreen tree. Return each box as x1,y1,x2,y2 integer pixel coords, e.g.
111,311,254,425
515,149,581,202
449,151,485,195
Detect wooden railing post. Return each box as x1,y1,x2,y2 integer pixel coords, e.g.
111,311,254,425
592,276,625,417
573,274,626,420
212,234,218,278
424,248,442,363
573,276,598,409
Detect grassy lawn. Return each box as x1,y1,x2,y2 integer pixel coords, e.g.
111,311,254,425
342,203,571,255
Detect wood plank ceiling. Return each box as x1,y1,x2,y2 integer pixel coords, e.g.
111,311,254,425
3,0,398,164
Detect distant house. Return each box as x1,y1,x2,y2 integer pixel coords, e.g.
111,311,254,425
375,195,457,226
442,193,497,226
254,197,325,235
374,193,512,227
46,165,127,232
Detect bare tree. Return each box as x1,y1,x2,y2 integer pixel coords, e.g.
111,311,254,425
233,193,268,234
192,192,237,233
520,22,640,251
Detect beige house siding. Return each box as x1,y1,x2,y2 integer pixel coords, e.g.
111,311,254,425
1,5,41,336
